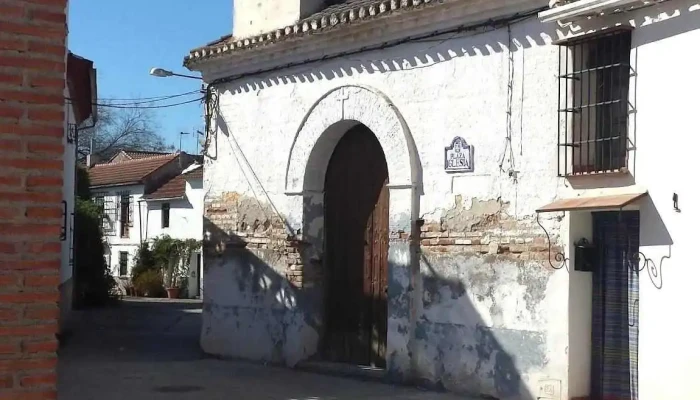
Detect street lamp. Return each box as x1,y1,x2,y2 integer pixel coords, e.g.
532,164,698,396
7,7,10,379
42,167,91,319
149,67,201,80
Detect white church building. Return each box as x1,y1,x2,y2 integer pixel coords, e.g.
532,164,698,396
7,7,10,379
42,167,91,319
185,0,696,399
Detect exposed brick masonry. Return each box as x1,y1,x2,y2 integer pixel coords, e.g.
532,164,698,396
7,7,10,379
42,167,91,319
205,196,311,289
0,0,67,398
418,221,558,260
205,193,562,298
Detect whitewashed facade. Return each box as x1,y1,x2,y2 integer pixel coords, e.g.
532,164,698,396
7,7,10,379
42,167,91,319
186,0,696,398
89,155,205,299
60,53,97,332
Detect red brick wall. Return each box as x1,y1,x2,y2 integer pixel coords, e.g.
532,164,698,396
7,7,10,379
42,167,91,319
0,0,67,398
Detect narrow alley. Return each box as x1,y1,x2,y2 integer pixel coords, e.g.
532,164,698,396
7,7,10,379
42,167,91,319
57,298,470,400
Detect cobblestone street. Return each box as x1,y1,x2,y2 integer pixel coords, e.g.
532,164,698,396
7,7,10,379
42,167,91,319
57,298,470,400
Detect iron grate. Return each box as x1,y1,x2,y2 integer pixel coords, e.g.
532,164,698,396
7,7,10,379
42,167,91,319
557,29,632,177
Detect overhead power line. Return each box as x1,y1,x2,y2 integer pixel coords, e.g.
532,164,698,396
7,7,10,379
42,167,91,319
100,91,203,106
93,97,205,109
97,90,202,102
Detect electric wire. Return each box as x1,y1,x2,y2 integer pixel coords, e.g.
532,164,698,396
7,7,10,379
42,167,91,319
92,97,204,109
97,90,203,105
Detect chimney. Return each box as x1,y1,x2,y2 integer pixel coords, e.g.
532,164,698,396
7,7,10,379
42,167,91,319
87,153,100,167
233,0,326,39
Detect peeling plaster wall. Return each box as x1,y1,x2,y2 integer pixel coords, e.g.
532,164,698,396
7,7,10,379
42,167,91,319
202,192,322,366
201,16,570,399
415,207,567,399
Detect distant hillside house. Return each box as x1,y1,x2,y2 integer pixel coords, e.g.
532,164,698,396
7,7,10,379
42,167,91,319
87,151,204,299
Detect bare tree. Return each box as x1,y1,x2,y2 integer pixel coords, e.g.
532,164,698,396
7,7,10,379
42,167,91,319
78,104,174,160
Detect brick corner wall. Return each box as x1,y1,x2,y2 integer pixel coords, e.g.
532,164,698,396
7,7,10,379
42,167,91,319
0,0,68,398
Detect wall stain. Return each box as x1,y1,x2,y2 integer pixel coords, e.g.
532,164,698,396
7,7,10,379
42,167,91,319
441,195,509,232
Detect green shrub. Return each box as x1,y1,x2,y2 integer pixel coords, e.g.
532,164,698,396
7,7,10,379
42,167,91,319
74,198,118,308
150,235,201,289
133,269,166,298
131,242,157,283
74,167,118,308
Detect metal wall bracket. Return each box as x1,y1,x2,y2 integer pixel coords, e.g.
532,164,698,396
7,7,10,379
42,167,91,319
536,213,569,271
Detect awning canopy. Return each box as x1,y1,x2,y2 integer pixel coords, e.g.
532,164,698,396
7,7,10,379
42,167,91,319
537,192,648,213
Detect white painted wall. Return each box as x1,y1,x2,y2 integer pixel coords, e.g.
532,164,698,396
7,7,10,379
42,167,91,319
145,181,204,242
610,3,696,399
143,175,204,298
93,184,145,277
553,1,699,399
206,18,563,227
95,171,204,298
146,198,195,241
60,77,77,333
198,0,698,397
232,0,324,39
61,93,77,286
203,15,571,398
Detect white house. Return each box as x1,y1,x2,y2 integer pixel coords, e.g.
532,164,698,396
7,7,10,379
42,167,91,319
60,52,97,332
87,151,204,298
185,0,695,399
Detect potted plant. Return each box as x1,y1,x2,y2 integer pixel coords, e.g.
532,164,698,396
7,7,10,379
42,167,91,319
152,236,201,299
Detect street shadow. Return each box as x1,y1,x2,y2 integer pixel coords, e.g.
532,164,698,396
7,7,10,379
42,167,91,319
217,17,549,97
416,253,538,400
58,298,205,363
637,195,673,290
202,215,539,399
629,0,700,48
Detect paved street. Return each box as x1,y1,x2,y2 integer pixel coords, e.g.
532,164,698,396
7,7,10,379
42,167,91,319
58,298,469,400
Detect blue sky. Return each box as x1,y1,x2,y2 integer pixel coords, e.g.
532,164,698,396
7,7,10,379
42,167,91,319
68,0,232,154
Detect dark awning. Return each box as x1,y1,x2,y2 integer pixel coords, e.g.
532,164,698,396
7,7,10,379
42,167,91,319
537,192,648,213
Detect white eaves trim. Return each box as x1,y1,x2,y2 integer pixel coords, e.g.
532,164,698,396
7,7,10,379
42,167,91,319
181,163,202,175
539,0,661,23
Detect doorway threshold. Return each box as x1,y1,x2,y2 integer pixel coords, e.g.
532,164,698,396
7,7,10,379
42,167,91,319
296,361,387,383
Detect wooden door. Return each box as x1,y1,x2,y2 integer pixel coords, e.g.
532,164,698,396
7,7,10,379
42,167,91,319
322,124,389,368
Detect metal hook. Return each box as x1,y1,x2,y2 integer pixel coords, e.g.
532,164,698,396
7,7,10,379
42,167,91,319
536,213,568,271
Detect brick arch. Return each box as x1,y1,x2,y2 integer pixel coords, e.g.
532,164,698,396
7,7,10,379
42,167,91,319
284,85,418,194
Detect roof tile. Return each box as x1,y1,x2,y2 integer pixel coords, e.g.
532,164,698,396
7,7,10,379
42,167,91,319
185,0,441,67
143,166,203,200
88,153,179,187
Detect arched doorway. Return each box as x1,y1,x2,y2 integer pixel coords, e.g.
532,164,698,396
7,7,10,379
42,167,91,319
321,124,389,368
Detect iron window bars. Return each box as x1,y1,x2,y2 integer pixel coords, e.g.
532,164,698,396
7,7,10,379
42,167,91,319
93,193,117,236
118,192,133,239
557,28,632,176
119,252,128,277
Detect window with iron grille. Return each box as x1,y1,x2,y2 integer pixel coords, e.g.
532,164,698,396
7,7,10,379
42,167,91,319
118,192,132,238
93,192,116,236
119,251,128,276
102,197,117,236
557,29,632,176
161,203,170,228
93,193,105,214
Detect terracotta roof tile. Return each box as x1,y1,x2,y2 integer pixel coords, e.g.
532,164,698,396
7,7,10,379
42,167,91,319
107,150,171,163
88,153,179,187
124,150,172,160
143,166,203,200
184,167,203,180
185,0,444,67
